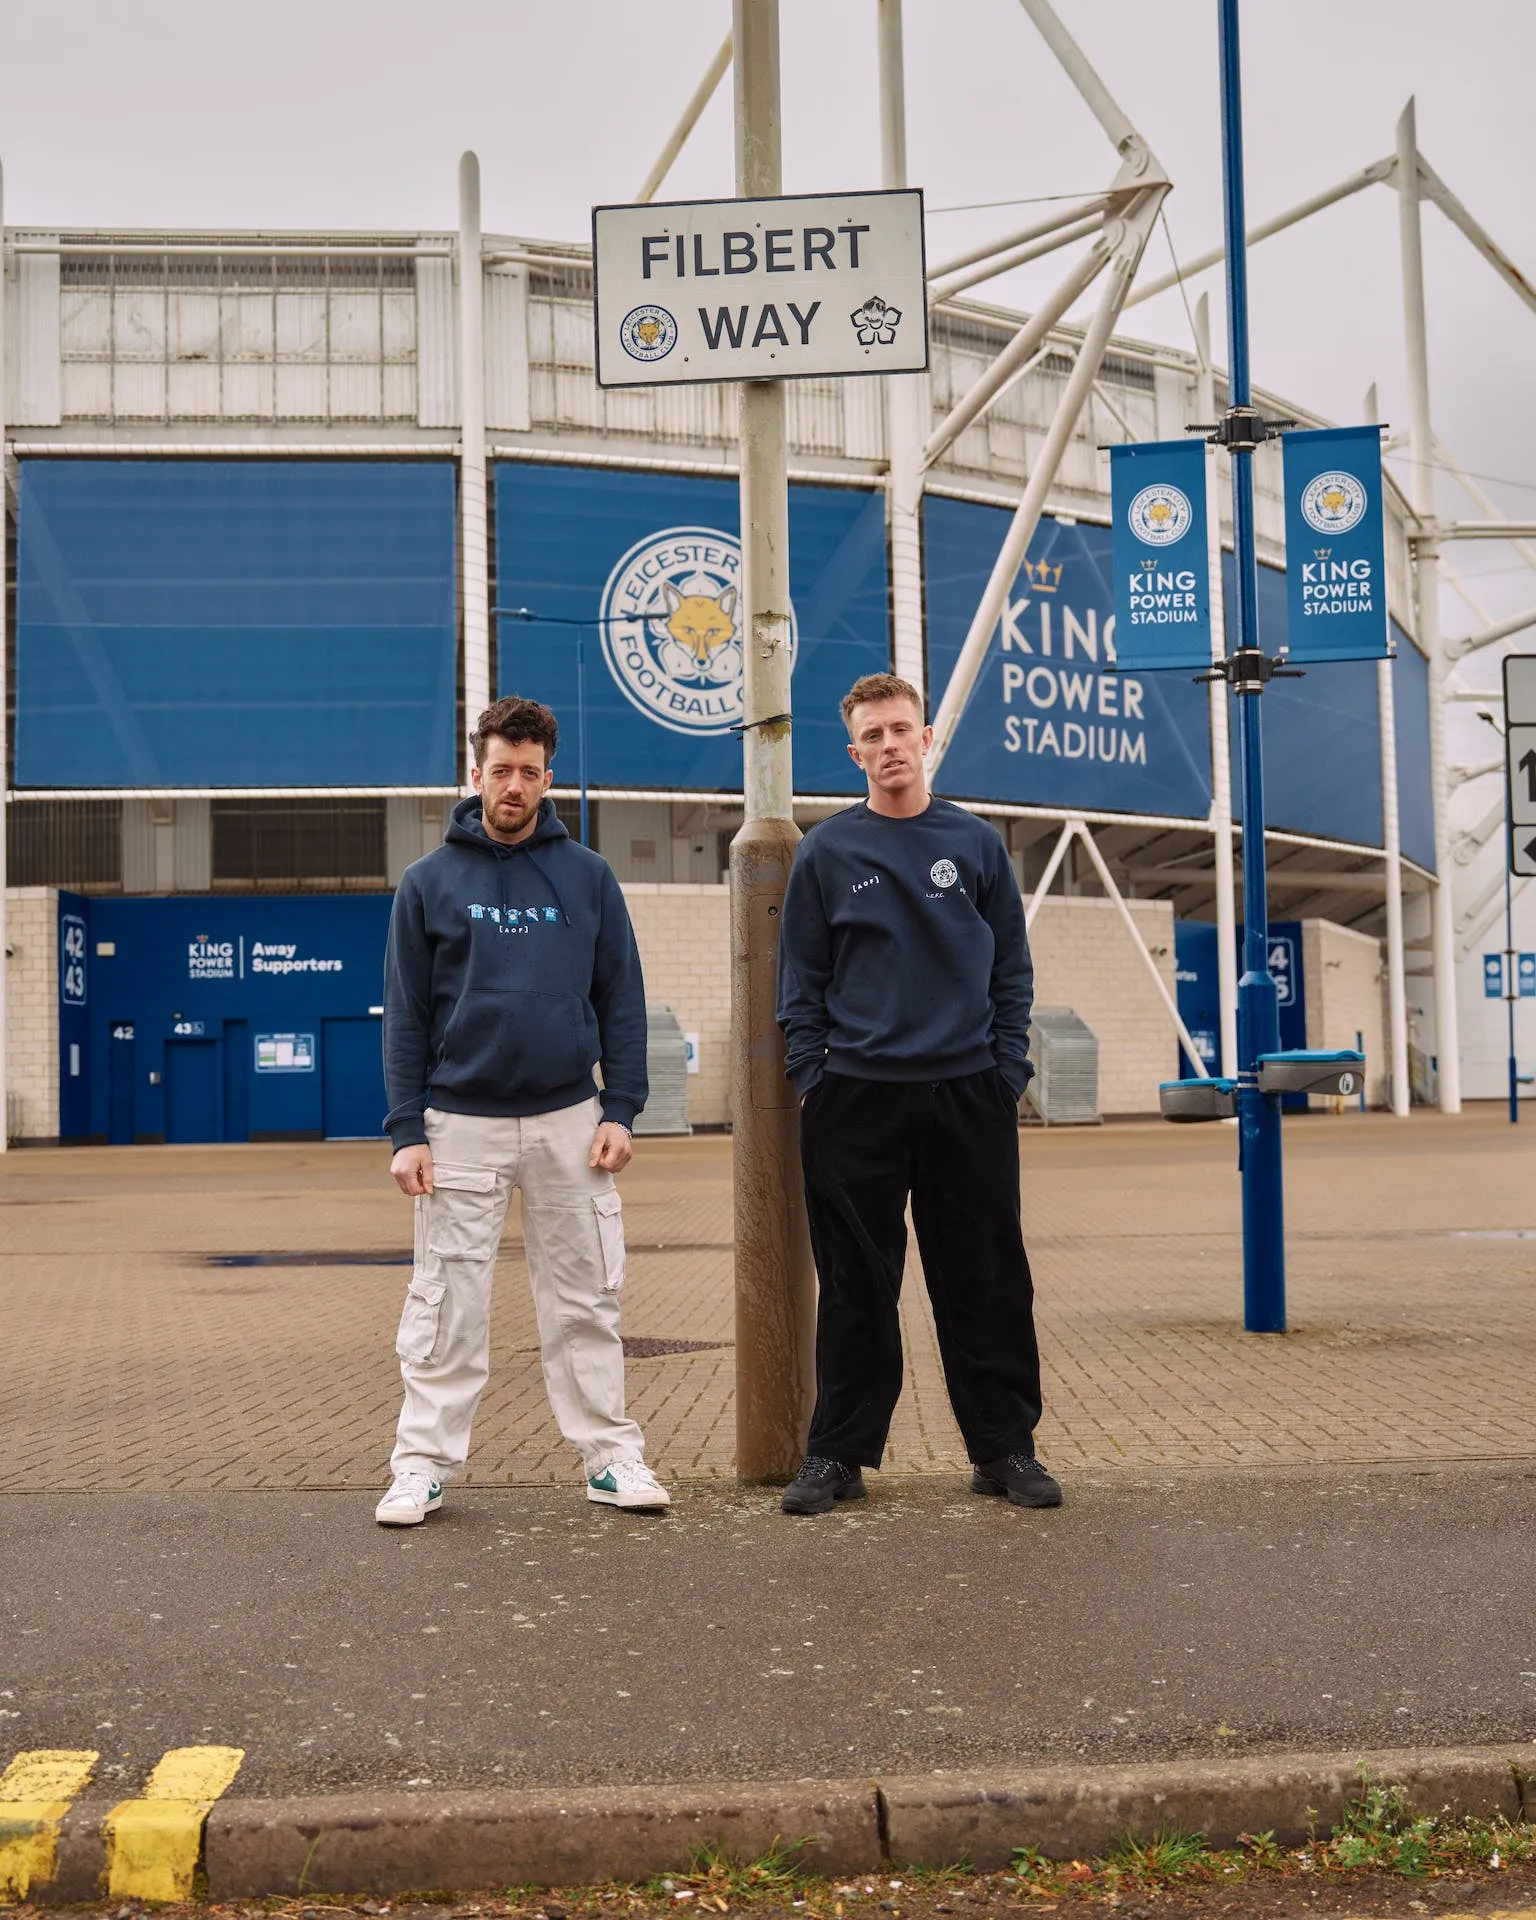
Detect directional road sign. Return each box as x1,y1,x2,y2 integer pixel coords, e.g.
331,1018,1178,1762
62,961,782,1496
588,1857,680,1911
592,188,927,388
1506,653,1536,877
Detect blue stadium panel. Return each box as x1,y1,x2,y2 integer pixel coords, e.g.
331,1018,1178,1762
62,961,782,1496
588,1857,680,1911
923,495,1214,820
14,460,457,787
1391,630,1435,872
494,463,890,795
1225,551,1388,851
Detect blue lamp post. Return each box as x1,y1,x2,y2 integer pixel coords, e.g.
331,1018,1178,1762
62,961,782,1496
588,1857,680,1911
1216,0,1286,1332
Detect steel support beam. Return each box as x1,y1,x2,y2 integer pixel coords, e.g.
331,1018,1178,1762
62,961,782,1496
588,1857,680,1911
1397,99,1461,1113
879,0,927,693
635,32,733,204
458,153,490,768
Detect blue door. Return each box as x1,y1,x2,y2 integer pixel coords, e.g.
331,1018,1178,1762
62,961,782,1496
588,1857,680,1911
223,1019,250,1142
164,1038,220,1144
108,1024,136,1145
322,1017,386,1140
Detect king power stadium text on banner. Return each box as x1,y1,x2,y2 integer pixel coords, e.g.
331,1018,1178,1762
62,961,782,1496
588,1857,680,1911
1108,439,1213,671
591,188,927,388
1281,423,1391,663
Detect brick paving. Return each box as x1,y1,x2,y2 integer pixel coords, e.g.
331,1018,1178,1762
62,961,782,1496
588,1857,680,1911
3,1110,1533,1492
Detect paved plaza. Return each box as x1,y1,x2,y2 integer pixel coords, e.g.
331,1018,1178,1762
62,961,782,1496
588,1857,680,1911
4,1109,1533,1492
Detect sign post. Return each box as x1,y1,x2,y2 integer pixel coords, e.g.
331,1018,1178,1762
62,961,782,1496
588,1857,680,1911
1501,652,1536,1121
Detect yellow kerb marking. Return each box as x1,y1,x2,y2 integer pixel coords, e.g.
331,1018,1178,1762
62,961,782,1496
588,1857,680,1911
0,1749,99,1904
105,1744,244,1903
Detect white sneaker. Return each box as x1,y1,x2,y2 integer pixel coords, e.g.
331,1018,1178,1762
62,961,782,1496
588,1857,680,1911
587,1459,671,1510
375,1471,444,1526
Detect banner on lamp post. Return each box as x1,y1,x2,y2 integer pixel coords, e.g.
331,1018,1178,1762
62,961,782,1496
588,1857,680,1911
1281,424,1391,662
1109,439,1213,671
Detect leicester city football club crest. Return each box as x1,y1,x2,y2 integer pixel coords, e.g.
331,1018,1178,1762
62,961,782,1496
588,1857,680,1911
1301,469,1367,536
598,526,798,737
619,304,678,363
1127,483,1193,547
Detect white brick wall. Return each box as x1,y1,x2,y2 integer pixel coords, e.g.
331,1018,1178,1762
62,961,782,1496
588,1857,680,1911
1302,917,1387,1109
1026,894,1180,1115
5,887,60,1142
623,884,733,1127
622,882,1182,1126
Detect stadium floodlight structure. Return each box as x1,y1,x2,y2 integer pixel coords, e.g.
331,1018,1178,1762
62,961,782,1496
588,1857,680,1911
629,1,1536,1120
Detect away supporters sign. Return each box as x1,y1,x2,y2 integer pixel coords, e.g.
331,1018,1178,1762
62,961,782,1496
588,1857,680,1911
592,188,927,387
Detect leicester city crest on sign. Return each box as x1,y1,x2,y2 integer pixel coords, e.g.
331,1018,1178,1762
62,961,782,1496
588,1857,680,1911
598,525,799,736
1300,469,1367,536
619,304,678,363
1127,483,1193,547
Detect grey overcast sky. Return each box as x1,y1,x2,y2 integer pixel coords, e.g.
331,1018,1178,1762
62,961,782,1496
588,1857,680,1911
3,0,1534,650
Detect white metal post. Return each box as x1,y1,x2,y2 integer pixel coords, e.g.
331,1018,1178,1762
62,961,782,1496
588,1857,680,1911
730,0,815,1482
0,160,8,1154
878,0,925,694
1195,294,1238,1080
1364,381,1411,1116
458,152,490,769
635,32,734,204
1396,100,1461,1112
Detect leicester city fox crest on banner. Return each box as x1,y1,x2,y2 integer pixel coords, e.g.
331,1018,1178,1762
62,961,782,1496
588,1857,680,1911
598,525,799,736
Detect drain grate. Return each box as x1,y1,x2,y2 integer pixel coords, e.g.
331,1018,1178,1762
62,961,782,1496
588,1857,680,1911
621,1336,731,1359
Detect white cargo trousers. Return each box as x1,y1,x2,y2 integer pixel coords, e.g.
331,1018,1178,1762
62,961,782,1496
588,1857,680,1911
389,1099,645,1482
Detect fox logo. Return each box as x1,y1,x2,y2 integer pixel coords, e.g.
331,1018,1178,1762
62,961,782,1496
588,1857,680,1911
659,582,738,676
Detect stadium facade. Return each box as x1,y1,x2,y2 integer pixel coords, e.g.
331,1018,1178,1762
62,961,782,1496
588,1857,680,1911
2,210,1437,1143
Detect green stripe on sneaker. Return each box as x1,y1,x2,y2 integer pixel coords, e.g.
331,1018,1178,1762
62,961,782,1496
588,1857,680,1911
589,1470,618,1493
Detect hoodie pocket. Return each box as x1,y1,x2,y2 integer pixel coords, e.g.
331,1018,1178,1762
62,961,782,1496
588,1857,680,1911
436,989,593,1101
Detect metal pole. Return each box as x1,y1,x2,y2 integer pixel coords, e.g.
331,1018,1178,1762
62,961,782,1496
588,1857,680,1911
0,160,8,1156
458,154,491,771
1217,0,1284,1333
1396,100,1462,1114
879,0,926,695
729,0,816,1482
1506,850,1518,1124
1195,294,1239,1081
1364,382,1411,1116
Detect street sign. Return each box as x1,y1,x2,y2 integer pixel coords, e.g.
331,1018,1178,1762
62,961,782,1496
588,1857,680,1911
1506,653,1536,876
592,188,927,388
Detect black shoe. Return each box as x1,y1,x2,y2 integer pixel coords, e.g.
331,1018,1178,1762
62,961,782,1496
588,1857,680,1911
780,1457,867,1515
971,1452,1063,1508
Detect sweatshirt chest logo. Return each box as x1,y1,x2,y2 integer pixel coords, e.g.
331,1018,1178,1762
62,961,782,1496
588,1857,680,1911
930,859,959,889
468,902,561,934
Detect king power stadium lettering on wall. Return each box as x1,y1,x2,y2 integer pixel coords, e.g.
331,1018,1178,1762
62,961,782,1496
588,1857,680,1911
923,497,1214,819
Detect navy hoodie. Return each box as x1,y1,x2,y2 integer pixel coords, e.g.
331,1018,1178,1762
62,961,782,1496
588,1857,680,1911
383,796,647,1149
776,798,1033,1098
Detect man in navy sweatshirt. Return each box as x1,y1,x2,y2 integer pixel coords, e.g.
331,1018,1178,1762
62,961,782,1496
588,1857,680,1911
775,671,1060,1515
377,695,669,1524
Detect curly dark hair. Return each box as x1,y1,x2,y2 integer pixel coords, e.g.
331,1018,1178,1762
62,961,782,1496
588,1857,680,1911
470,695,559,767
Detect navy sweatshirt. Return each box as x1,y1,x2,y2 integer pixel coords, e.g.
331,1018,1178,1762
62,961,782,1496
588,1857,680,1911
776,799,1033,1098
383,797,647,1150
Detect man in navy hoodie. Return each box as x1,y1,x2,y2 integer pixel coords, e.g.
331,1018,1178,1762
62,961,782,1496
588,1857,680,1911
775,672,1060,1515
377,695,668,1523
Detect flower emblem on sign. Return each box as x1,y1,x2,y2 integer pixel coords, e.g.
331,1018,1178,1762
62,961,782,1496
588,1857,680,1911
1127,483,1193,547
598,526,799,737
850,296,903,346
1301,470,1367,536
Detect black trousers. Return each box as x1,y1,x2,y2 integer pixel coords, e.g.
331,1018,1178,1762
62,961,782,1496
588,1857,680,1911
799,1068,1043,1468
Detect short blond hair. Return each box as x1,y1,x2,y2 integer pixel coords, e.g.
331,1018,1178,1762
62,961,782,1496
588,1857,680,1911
840,672,924,731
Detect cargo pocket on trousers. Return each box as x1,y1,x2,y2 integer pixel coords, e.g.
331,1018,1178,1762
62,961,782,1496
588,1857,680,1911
593,1189,626,1293
424,1163,498,1260
396,1278,448,1365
